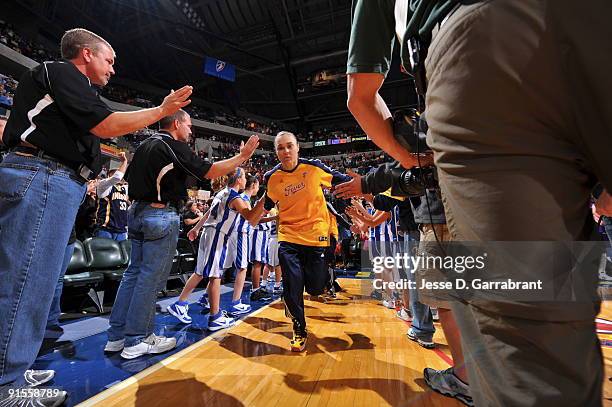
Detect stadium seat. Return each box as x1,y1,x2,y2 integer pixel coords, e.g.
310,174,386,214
83,237,126,283
62,240,105,313
176,238,196,275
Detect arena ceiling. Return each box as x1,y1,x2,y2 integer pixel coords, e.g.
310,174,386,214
10,0,415,127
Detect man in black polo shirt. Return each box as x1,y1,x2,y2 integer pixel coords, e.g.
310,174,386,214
0,28,191,404
104,109,259,359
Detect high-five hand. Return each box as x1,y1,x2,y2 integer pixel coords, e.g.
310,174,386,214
160,86,193,115
239,135,260,161
334,170,363,199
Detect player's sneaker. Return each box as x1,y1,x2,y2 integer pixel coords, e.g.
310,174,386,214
423,367,473,406
290,320,307,352
208,310,235,331
198,293,209,308
167,301,192,324
229,300,252,315
291,331,307,352
250,287,272,302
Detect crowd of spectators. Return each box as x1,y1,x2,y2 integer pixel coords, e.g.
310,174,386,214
0,24,374,146
0,73,17,108
302,124,364,142
0,20,59,62
0,26,380,174
101,84,155,108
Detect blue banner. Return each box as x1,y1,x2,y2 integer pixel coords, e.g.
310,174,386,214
204,57,236,82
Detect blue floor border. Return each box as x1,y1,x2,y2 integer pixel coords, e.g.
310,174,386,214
32,285,276,406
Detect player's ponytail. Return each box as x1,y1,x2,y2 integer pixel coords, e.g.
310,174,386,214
227,167,242,187
212,175,229,192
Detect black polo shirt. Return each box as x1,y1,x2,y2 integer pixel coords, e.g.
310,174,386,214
3,60,113,176
126,131,212,204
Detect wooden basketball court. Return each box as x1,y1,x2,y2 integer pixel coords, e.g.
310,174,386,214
78,279,612,406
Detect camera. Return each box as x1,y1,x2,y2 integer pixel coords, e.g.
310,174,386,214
390,165,438,197
393,108,430,154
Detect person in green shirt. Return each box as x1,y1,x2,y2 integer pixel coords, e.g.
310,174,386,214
346,1,472,406
347,1,611,406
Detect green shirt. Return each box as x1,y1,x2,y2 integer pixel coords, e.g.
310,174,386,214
347,0,458,77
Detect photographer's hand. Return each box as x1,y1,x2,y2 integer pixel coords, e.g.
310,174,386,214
412,152,434,167
335,170,363,199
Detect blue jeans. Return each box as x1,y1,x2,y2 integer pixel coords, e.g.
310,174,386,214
96,229,128,241
107,203,179,347
404,234,435,341
46,243,75,328
603,216,612,263
0,153,85,386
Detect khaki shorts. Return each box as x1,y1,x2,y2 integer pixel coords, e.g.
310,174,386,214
425,0,607,405
414,223,452,309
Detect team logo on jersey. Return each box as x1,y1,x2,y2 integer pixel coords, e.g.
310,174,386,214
284,182,305,196
302,171,307,178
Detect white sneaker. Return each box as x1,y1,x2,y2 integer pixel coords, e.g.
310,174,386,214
208,311,235,331
104,338,125,352
382,299,396,309
396,308,412,322
120,334,176,359
423,367,473,406
599,270,612,283
24,369,54,387
229,301,252,316
167,302,192,324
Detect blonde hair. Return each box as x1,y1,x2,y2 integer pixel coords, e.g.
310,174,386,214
274,131,298,148
211,175,228,192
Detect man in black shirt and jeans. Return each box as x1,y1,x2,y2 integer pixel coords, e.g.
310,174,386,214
104,109,259,359
0,28,192,405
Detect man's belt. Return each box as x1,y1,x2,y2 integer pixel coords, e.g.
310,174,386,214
11,145,93,181
12,145,59,161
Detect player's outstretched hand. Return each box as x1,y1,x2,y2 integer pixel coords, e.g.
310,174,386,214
334,170,363,199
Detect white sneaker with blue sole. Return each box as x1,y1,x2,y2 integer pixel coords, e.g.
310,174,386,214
167,302,192,324
229,301,252,315
198,293,209,308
